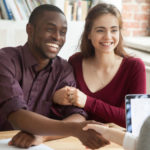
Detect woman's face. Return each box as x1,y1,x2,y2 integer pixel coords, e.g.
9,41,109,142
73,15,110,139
88,13,120,54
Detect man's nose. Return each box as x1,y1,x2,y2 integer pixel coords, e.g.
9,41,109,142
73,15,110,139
52,31,60,41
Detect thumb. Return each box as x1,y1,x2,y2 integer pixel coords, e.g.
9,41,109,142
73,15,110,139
82,125,89,131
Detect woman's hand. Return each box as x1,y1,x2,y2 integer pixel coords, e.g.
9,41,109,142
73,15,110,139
83,124,107,136
53,86,87,108
68,87,87,108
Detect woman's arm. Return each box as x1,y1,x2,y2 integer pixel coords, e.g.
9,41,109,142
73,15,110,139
83,124,125,146
53,87,125,127
83,124,137,150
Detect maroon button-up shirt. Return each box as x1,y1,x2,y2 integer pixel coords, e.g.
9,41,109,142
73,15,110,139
0,43,87,131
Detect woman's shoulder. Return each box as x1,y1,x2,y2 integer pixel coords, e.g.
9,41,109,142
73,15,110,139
68,52,83,64
124,56,145,68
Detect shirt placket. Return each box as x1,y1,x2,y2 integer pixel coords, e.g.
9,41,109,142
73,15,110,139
27,71,45,109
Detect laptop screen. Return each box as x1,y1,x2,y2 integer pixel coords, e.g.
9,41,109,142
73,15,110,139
125,94,150,136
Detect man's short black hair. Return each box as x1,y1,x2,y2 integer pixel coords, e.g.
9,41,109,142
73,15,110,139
29,4,65,25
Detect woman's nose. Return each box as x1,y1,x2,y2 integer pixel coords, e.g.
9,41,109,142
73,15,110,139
104,31,111,39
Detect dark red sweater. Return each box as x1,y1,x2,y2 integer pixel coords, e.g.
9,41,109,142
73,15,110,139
69,52,146,127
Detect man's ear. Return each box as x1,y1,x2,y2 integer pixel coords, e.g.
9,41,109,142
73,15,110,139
26,23,34,37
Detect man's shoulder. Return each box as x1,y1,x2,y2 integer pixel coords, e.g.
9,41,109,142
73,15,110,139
0,45,23,59
54,56,72,67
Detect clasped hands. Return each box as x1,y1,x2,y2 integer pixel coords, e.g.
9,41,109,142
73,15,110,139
9,121,110,149
53,86,87,108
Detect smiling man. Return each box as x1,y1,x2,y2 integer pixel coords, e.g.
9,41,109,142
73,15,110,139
0,4,109,149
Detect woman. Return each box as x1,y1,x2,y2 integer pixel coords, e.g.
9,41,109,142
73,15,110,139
83,116,150,150
53,3,146,127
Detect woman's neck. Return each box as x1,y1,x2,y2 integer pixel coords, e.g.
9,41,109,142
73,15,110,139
91,52,117,71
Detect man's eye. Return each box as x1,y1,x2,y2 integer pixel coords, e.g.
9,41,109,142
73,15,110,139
96,30,104,32
47,28,53,32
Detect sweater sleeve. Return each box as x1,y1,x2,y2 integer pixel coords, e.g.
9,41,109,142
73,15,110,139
123,132,137,150
126,58,146,94
84,95,125,127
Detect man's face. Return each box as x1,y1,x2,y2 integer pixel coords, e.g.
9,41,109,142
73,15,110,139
28,11,67,60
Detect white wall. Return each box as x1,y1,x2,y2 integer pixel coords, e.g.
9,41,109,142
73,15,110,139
0,20,84,60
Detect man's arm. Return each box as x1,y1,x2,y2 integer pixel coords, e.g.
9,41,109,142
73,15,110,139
42,114,86,142
8,109,109,149
9,113,85,148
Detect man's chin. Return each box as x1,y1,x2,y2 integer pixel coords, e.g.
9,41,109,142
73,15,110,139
48,53,58,59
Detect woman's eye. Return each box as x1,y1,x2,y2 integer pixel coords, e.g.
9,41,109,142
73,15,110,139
60,31,66,36
112,30,118,33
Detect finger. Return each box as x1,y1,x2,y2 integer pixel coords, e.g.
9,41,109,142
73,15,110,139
64,98,72,105
8,140,13,145
24,138,34,148
11,132,21,145
82,123,98,130
11,132,32,148
12,134,26,147
67,93,74,104
82,125,89,131
83,124,102,130
68,87,76,94
89,133,109,149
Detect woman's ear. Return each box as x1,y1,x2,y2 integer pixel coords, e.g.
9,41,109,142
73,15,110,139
88,33,91,40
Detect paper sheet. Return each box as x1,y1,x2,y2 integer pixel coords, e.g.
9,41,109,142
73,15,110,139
0,138,53,150
131,98,150,136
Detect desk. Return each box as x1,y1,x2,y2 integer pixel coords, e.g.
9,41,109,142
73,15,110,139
0,131,124,150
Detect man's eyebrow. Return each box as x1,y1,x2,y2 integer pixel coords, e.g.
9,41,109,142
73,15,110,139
46,22,67,29
47,22,56,26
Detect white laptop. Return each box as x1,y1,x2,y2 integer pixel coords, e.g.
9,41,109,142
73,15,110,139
125,94,150,136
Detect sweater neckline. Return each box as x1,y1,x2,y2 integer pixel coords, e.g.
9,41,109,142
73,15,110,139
79,57,126,94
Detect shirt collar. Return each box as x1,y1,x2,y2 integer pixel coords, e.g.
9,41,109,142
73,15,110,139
22,42,38,68
22,42,56,71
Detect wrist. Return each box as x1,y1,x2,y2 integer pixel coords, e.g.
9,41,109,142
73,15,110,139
67,122,82,137
75,95,87,108
42,136,49,142
82,95,87,108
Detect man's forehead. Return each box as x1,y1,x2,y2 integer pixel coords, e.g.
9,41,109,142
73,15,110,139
39,11,67,24
41,11,65,19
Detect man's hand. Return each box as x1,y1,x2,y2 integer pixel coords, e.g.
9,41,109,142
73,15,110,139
74,121,110,149
53,86,72,105
9,131,44,148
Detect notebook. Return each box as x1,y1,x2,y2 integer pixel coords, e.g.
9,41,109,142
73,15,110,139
0,138,53,150
125,94,150,137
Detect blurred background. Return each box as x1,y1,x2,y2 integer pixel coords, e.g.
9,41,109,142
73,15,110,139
0,0,149,93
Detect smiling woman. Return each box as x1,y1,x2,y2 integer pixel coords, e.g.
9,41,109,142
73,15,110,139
87,13,120,54
53,3,147,128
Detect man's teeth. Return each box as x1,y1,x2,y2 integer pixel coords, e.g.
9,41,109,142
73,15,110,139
46,43,59,48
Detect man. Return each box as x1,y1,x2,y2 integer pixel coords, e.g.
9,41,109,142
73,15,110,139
0,4,108,149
